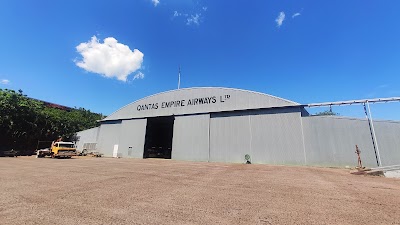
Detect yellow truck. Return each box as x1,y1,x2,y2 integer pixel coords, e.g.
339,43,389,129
51,142,77,158
36,141,77,158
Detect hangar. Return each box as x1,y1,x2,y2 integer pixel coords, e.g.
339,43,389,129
76,87,400,167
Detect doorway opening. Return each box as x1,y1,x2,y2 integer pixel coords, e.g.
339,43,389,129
143,116,174,159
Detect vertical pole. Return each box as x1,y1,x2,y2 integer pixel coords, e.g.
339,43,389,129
366,101,382,166
178,66,181,89
363,103,380,167
208,115,211,162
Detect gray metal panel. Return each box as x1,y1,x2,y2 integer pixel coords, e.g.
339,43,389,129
302,116,378,167
97,121,122,157
172,114,210,162
118,119,147,158
103,87,299,121
210,114,251,163
250,112,305,165
75,127,99,152
209,108,305,164
373,120,400,166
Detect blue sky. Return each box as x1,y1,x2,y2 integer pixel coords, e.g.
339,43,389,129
1,0,400,119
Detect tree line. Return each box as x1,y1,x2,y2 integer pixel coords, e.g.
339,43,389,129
0,89,104,154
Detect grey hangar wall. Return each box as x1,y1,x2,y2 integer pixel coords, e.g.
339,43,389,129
76,87,400,167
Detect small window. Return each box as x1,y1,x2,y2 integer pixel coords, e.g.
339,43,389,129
58,143,75,148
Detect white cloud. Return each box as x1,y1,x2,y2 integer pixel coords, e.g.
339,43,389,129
172,4,207,26
75,36,144,82
151,0,159,7
1,79,10,85
133,72,145,80
292,12,301,18
377,84,388,89
275,12,285,28
187,14,201,25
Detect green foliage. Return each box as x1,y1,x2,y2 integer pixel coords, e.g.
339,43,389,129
0,89,104,153
314,110,339,116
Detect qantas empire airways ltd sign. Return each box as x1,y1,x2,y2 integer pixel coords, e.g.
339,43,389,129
136,95,231,111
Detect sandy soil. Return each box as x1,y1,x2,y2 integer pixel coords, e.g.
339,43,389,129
0,156,399,225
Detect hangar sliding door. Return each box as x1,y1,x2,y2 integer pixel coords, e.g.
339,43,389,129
97,122,122,157
210,111,305,165
210,114,252,163
118,119,147,158
172,114,210,162
249,112,305,165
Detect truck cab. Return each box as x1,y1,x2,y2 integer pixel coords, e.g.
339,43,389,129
51,142,77,158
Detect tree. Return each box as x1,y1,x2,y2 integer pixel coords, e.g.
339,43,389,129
314,110,339,116
0,89,43,152
0,88,104,154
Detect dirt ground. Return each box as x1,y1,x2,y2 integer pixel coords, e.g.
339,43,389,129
0,157,399,225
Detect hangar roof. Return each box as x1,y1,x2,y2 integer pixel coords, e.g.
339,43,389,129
103,87,299,121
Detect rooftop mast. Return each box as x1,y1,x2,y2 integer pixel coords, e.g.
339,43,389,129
178,65,181,89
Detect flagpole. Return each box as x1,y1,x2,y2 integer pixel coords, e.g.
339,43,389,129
178,66,181,89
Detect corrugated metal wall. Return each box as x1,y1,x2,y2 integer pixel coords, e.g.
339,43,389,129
302,116,378,167
97,121,122,157
250,112,305,165
172,114,210,161
210,113,251,163
76,127,99,152
373,120,400,166
209,109,305,164
94,108,400,167
118,119,147,158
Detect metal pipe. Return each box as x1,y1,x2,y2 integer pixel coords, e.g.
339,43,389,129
306,97,400,107
363,103,380,167
366,101,382,166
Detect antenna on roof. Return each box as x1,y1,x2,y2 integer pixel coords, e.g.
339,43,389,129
178,65,181,89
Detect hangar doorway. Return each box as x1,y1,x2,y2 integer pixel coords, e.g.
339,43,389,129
143,116,174,159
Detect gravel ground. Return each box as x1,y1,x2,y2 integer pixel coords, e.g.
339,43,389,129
0,156,399,225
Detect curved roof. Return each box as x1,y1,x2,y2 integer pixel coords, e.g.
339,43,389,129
103,87,299,121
